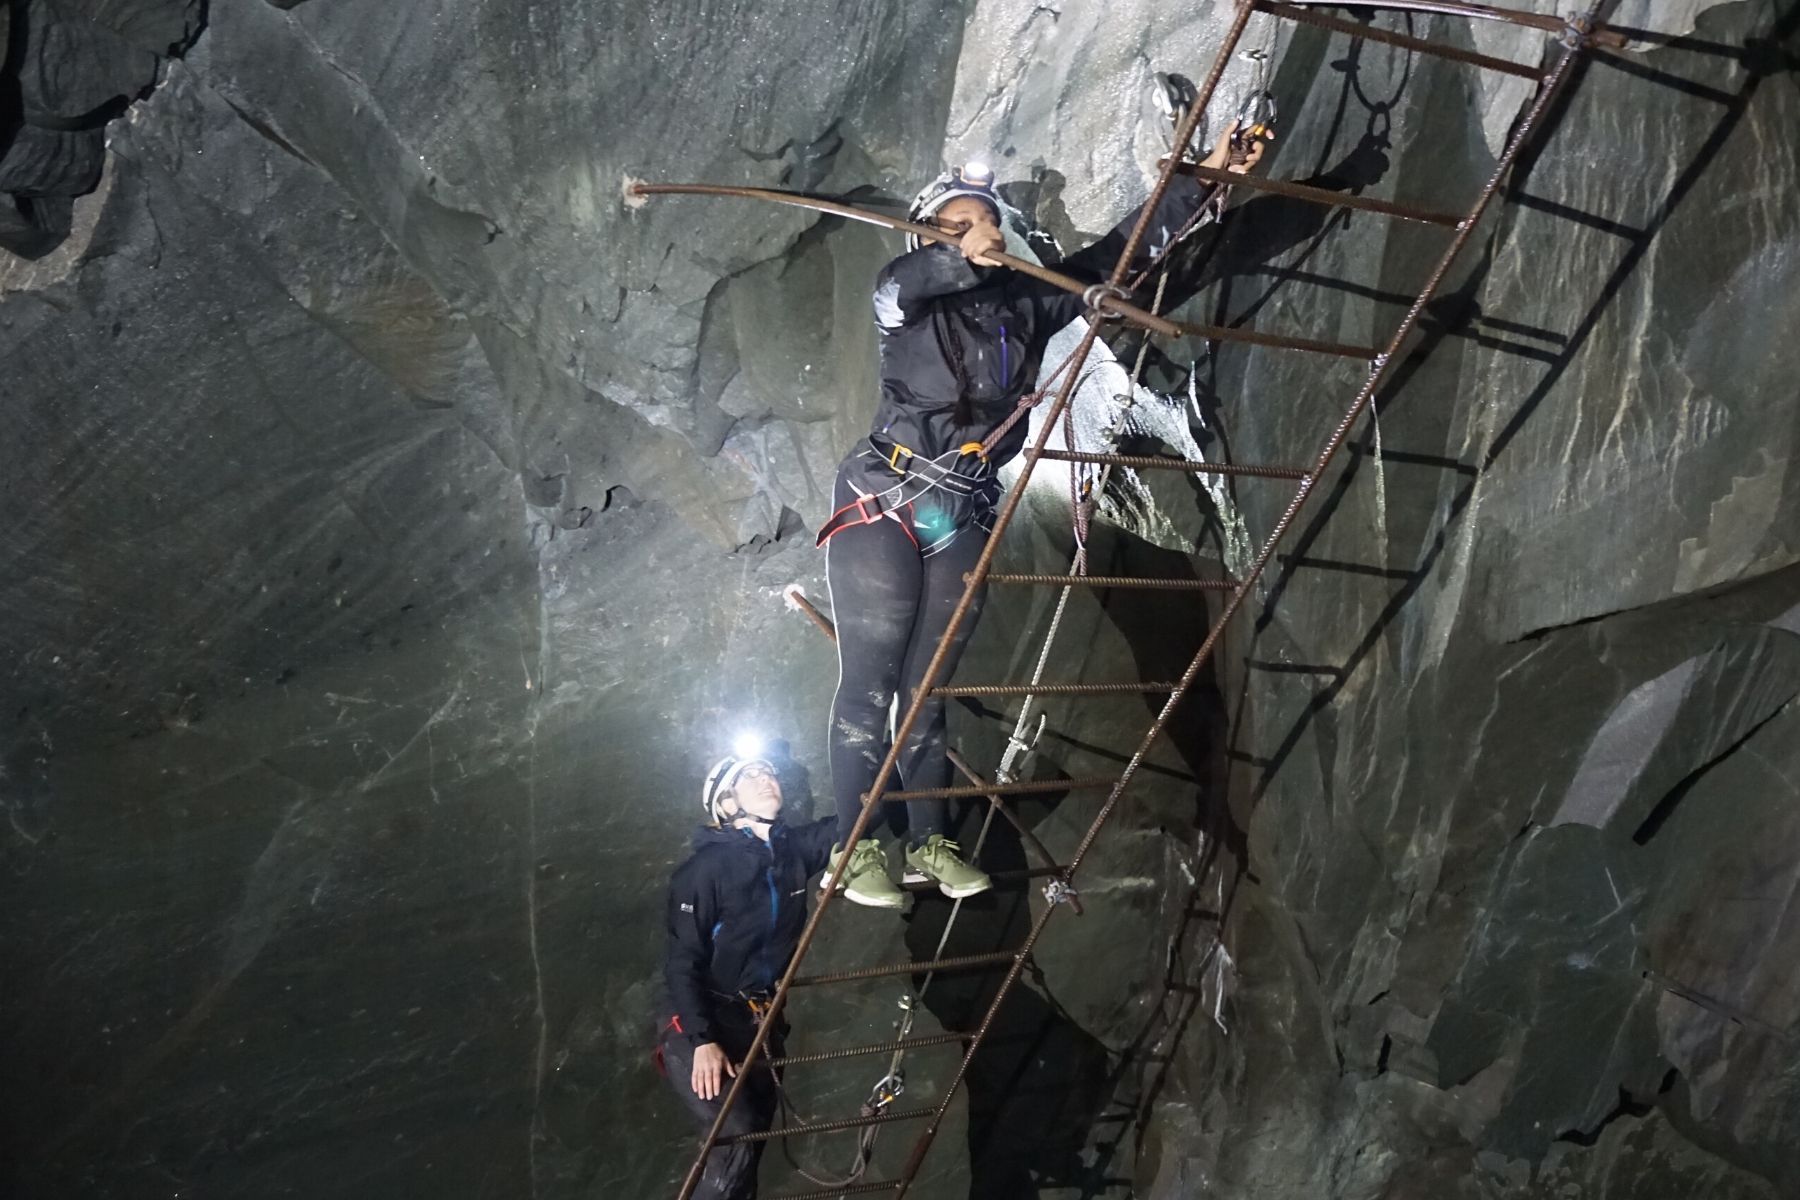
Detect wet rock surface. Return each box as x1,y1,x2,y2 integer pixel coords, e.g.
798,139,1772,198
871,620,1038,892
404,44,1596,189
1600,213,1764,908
4,2,1799,1198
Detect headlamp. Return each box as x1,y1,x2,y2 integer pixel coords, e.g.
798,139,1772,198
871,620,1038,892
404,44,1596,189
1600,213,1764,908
957,161,994,187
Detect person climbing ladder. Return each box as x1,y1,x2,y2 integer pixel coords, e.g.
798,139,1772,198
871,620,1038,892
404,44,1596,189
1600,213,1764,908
817,74,1270,910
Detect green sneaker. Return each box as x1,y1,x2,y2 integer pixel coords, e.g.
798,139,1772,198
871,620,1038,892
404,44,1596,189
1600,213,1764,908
903,834,992,899
824,840,906,910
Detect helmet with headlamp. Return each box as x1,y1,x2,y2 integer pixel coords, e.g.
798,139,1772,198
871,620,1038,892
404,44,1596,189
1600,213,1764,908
701,753,778,826
906,161,1001,252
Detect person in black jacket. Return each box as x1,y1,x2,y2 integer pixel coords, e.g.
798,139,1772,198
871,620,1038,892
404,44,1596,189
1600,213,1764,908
816,102,1268,911
660,752,835,1199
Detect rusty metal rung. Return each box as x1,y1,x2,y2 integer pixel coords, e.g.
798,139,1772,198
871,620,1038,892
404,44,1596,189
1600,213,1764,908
718,1106,934,1146
771,1032,968,1068
1180,161,1464,227
983,573,1237,591
1038,448,1310,479
764,1179,903,1200
1259,2,1543,79
871,777,1117,802
795,949,1020,988
1167,317,1381,359
933,682,1178,698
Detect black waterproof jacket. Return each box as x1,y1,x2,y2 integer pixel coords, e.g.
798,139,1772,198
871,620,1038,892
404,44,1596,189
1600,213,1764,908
663,818,836,1046
839,174,1213,529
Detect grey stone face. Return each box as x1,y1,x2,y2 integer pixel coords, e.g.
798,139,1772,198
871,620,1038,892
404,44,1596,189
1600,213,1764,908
4,1,1800,1198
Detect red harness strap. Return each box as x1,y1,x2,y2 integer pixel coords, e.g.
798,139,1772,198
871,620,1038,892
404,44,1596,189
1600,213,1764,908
815,494,918,548
650,1013,685,1077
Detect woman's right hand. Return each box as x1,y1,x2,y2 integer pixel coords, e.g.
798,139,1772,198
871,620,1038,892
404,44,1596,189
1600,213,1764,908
691,1041,737,1100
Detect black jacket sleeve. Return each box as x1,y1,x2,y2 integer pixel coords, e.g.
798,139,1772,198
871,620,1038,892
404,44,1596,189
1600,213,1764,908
1028,174,1215,333
873,246,993,332
790,817,838,876
664,859,719,1045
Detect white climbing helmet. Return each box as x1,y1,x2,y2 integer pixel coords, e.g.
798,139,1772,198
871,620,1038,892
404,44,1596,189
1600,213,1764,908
701,754,776,825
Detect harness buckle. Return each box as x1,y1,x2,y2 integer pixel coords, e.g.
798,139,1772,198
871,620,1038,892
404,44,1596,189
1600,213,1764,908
886,442,916,474
853,495,885,525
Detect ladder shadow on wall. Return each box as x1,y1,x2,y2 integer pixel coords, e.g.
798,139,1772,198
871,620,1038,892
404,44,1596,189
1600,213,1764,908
1243,2,1800,805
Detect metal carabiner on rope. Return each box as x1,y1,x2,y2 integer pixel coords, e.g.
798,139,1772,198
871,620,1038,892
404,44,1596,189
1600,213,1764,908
862,1071,906,1115
1082,282,1131,318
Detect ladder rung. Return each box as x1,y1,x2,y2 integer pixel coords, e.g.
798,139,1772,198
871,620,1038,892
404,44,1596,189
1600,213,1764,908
933,682,1177,698
983,573,1237,591
765,1181,904,1200
1037,448,1310,480
795,949,1020,987
1170,318,1381,359
872,777,1116,802
1180,161,1464,227
771,1032,967,1068
1259,2,1543,79
718,1106,934,1145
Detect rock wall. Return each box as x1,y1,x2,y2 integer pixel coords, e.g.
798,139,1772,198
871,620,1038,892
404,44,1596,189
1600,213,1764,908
3,2,1798,1198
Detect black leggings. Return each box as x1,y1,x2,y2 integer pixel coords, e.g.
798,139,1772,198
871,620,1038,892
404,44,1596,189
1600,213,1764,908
825,474,989,847
659,1014,780,1200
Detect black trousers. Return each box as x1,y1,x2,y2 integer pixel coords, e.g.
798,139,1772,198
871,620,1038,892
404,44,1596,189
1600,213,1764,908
824,472,989,847
660,1015,783,1200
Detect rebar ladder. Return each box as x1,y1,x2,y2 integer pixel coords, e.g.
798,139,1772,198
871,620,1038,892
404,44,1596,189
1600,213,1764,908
676,3,1622,1195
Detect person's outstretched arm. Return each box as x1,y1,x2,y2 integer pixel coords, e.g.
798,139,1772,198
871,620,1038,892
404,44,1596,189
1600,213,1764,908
1033,122,1268,328
794,815,838,877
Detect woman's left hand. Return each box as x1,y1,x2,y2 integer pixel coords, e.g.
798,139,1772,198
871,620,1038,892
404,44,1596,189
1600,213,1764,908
1201,120,1271,175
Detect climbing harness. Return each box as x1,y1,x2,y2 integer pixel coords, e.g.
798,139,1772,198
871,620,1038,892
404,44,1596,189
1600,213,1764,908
813,439,999,555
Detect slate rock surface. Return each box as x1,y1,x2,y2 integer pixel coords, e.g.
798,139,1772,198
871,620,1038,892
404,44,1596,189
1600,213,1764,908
3,1,1798,1198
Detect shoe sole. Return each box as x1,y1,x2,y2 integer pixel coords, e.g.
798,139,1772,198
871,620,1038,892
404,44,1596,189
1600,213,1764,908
820,877,906,910
902,869,991,899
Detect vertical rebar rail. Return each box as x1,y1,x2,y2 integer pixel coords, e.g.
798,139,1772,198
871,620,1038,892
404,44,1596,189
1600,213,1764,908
676,1,1617,1194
